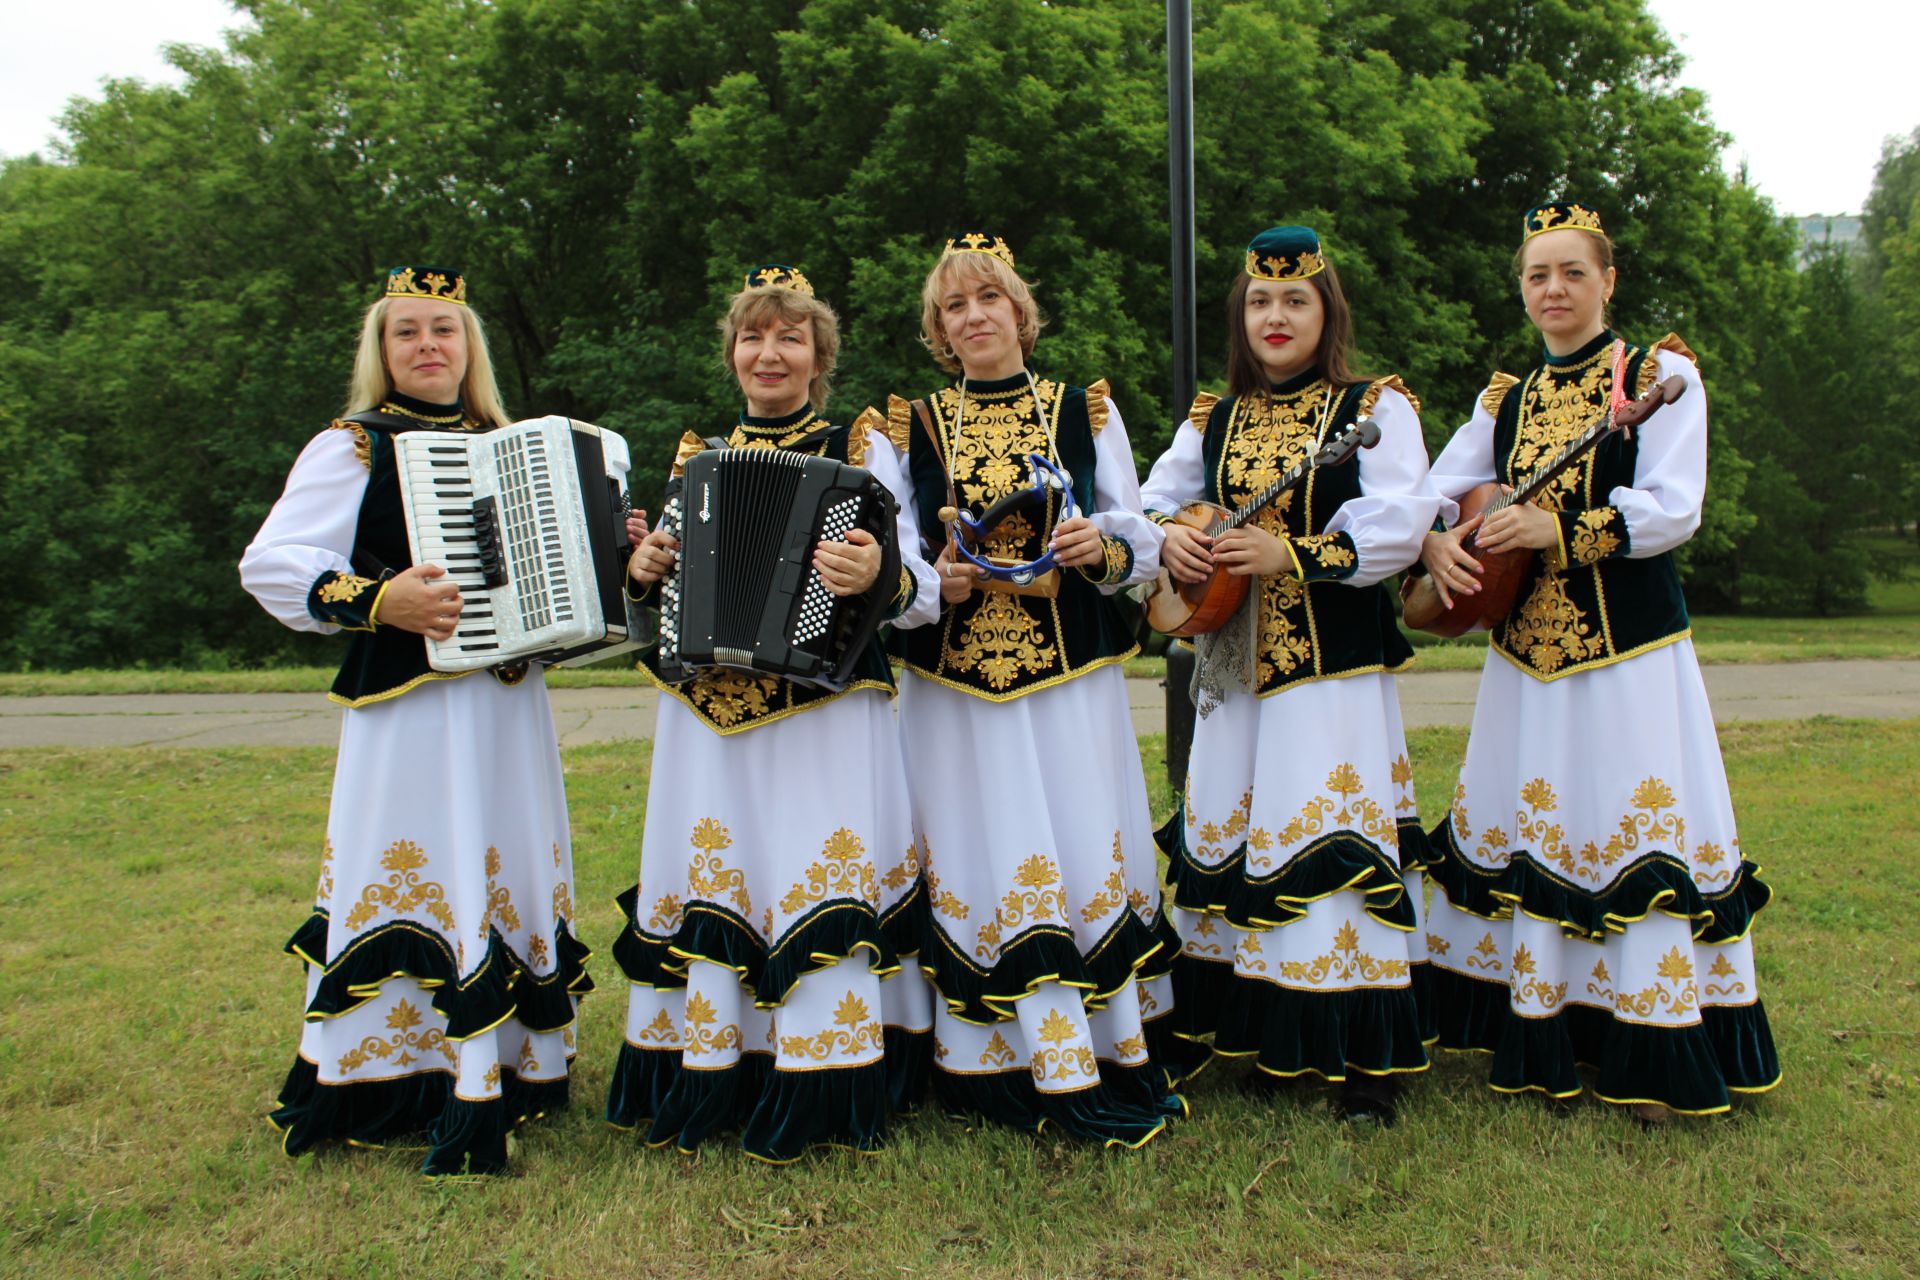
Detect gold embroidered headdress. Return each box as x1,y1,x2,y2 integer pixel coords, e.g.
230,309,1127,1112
743,263,815,296
384,265,468,305
1244,225,1327,282
943,232,1016,271
1523,202,1607,240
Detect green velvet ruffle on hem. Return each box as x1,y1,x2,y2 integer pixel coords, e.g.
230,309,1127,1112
1426,818,1773,944
271,1054,569,1176
919,904,1176,1027
1430,964,1781,1113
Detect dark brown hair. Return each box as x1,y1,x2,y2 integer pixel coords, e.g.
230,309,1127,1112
1224,260,1367,399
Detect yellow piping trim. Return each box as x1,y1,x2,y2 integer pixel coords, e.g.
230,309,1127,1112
899,646,1138,704
650,673,894,734
366,577,394,629
329,667,480,708
1252,656,1415,701
1490,626,1692,683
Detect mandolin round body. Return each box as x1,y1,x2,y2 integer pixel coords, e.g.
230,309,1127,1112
1142,501,1251,637
1399,482,1536,636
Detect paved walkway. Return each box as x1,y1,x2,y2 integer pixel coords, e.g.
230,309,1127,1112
2,659,1916,749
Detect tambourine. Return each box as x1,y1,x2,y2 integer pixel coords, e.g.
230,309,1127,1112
940,453,1077,587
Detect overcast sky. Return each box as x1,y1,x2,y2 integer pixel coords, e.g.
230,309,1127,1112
0,0,1913,216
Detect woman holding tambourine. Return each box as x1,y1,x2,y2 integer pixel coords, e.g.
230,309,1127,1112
1415,203,1780,1119
1139,226,1441,1123
880,233,1183,1147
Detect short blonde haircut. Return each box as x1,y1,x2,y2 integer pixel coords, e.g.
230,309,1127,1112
719,286,841,411
344,297,510,427
918,250,1046,374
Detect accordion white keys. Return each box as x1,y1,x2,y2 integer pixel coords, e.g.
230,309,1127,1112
657,447,899,690
395,415,640,671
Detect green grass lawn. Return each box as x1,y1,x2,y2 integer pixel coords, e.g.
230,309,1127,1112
3,721,1917,1277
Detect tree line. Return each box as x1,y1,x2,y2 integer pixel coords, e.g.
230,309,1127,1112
0,0,1914,669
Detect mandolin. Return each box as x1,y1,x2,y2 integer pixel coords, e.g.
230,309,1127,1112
1400,372,1686,637
1140,418,1382,637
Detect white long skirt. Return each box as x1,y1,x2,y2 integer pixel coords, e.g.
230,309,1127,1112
1425,639,1780,1112
897,666,1180,1147
271,671,585,1176
1162,671,1432,1084
608,689,933,1161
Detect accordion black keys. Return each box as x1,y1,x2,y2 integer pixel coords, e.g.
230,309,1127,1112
657,448,900,690
394,416,640,671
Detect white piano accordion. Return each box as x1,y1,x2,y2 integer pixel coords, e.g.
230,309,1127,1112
395,415,640,671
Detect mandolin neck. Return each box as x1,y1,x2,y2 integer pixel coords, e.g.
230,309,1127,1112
1220,457,1313,531
1478,413,1613,525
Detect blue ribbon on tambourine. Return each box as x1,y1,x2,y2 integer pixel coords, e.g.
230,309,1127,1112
941,453,1078,586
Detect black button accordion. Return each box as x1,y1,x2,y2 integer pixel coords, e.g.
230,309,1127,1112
657,448,900,690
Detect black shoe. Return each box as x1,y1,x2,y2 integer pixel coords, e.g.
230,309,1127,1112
1338,1075,1399,1126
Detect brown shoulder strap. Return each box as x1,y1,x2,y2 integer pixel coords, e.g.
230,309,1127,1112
913,397,960,522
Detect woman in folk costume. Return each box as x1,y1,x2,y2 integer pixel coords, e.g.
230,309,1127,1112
883,233,1182,1146
610,265,937,1161
1418,203,1781,1118
241,267,590,1176
1141,226,1441,1123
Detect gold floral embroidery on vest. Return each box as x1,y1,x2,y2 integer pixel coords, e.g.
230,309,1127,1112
1276,919,1411,987
937,380,1064,510
336,997,454,1073
979,1029,1018,1067
1569,506,1623,565
1080,832,1127,923
482,846,522,934
1256,571,1311,684
780,992,885,1061
1508,354,1612,515
637,1007,679,1046
947,590,1054,690
687,668,783,728
319,573,376,604
1221,385,1326,496
343,839,455,932
1503,571,1605,675
974,853,1067,960
683,991,741,1056
687,817,752,916
1614,946,1699,1022
1031,1008,1098,1082
780,828,878,914
1508,943,1568,1011
1703,951,1745,999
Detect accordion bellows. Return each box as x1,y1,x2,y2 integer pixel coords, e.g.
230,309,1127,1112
659,448,900,690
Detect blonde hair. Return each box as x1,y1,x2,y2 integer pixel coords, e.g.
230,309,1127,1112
719,286,841,411
345,297,511,427
918,251,1046,374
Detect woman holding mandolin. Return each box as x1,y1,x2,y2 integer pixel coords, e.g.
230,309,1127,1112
879,233,1184,1147
1140,226,1441,1122
1416,203,1780,1119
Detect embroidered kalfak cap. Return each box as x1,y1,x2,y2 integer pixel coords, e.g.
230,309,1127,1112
1244,226,1326,282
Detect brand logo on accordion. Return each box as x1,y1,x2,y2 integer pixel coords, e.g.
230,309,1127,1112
699,482,712,523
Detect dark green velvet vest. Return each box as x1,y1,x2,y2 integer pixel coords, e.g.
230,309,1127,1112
316,396,498,708
893,372,1138,701
1488,330,1690,681
1198,371,1413,696
641,407,898,735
